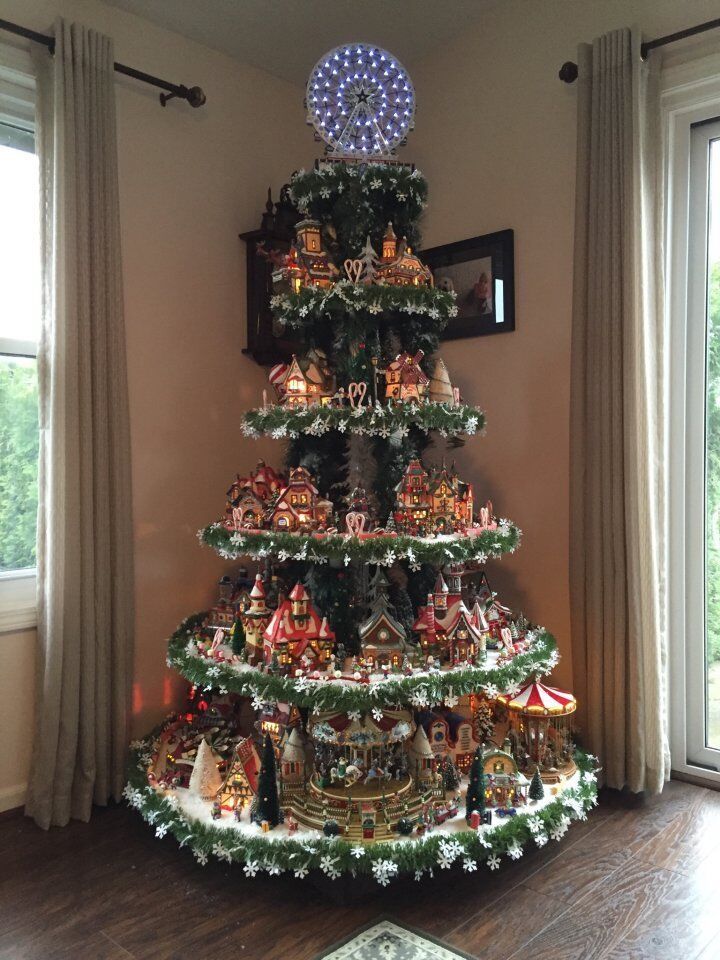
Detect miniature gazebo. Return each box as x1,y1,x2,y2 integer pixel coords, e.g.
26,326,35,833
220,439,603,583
497,680,577,783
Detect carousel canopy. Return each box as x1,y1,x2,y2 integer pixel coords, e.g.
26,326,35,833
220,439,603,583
310,709,415,745
498,680,576,716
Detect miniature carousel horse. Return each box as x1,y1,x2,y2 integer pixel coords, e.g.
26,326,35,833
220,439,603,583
330,757,364,787
364,760,392,785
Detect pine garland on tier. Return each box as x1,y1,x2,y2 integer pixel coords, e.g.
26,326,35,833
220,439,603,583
166,614,560,710
272,282,456,342
125,735,598,883
199,522,522,565
241,401,486,440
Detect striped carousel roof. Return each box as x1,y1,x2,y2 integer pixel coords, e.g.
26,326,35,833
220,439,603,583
498,680,576,716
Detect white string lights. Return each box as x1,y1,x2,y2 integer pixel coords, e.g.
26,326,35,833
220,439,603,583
305,44,416,158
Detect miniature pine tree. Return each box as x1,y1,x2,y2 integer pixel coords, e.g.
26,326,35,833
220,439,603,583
230,616,245,655
358,235,379,284
442,757,461,793
254,733,281,827
465,748,486,821
473,700,496,744
188,738,223,801
529,766,545,802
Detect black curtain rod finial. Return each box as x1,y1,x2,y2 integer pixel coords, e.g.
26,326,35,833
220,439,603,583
559,61,578,83
160,85,206,108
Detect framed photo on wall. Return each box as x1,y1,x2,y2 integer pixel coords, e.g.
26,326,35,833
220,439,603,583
422,229,515,339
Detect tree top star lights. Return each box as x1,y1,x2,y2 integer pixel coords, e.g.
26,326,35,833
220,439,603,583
305,43,416,158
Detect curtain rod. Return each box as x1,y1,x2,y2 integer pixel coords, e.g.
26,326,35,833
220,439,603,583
558,16,720,83
0,16,206,107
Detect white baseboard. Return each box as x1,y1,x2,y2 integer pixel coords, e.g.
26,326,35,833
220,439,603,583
0,782,26,813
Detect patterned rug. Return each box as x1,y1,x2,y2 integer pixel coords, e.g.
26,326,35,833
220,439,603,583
316,920,474,960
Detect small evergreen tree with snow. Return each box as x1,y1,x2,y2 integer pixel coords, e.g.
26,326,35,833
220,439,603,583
253,733,281,827
358,235,379,284
442,756,461,793
465,748,486,822
188,738,222,801
529,766,545,803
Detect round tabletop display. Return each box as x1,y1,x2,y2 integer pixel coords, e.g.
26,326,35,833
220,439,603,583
306,43,415,158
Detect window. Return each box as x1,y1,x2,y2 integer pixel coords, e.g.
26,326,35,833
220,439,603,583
0,44,38,631
666,55,720,784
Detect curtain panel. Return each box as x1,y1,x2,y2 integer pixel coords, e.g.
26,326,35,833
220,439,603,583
26,20,134,829
570,28,669,794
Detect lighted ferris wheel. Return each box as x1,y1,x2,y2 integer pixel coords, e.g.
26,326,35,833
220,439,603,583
305,43,416,158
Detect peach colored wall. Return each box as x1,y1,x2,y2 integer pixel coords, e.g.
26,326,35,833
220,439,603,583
0,0,313,807
410,0,720,692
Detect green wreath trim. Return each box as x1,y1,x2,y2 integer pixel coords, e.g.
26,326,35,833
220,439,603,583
241,402,486,440
199,522,522,565
125,735,598,883
167,614,559,710
271,281,457,333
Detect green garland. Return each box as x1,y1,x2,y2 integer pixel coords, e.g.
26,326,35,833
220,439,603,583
199,522,522,565
125,735,599,883
167,614,560,710
271,282,457,339
241,402,486,440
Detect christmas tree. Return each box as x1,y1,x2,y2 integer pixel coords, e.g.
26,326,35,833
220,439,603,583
188,739,222,801
465,748,486,821
253,734,281,827
128,41,596,883
529,766,545,803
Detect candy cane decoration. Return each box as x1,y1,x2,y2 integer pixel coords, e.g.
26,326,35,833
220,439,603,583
345,511,367,537
343,258,364,283
348,381,368,408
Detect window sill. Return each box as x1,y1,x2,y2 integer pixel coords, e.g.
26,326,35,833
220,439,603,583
0,570,37,634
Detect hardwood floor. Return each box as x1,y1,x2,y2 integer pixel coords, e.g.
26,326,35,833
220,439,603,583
1,780,719,960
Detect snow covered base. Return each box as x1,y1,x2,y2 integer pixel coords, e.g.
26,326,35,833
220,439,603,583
126,732,599,884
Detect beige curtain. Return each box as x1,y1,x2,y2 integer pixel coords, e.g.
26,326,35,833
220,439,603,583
570,28,669,794
25,20,134,829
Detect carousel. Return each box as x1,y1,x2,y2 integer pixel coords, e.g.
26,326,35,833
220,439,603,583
282,709,444,842
497,680,577,783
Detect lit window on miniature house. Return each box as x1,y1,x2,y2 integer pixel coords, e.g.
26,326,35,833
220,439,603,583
288,377,303,391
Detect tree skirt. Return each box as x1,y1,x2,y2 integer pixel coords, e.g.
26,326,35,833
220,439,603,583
317,920,474,960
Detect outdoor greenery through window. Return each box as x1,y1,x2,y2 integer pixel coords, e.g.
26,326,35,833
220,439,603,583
707,138,720,750
0,138,40,573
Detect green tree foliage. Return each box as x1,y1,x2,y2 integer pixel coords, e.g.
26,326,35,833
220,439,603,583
706,264,720,665
0,358,38,571
465,747,485,821
230,617,245,655
253,734,281,828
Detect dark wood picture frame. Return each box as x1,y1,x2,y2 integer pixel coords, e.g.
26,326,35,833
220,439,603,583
421,229,515,340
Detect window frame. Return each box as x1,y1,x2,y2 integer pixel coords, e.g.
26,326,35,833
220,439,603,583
0,40,38,634
665,52,720,785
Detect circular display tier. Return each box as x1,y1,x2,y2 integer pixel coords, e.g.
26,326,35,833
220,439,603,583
241,401,486,440
199,521,521,566
126,730,598,883
168,614,559,710
272,281,457,339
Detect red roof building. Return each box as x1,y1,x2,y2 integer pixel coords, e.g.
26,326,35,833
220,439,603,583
384,350,430,403
262,583,335,671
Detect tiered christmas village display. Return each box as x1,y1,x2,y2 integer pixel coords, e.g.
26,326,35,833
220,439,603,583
128,43,597,883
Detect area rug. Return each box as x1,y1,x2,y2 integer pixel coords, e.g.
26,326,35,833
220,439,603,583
316,919,475,960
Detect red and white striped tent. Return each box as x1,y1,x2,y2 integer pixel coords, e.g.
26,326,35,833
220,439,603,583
498,680,576,716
